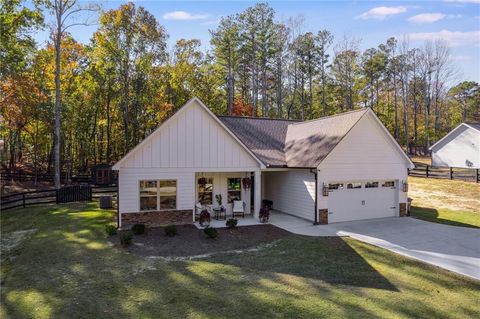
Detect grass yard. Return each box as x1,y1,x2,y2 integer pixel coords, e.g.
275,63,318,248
1,203,479,319
409,176,480,228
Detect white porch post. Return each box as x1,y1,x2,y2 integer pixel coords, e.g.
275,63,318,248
254,170,261,218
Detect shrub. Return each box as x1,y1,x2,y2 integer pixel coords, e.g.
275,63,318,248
199,209,211,227
165,224,177,237
105,224,117,236
119,230,133,246
259,207,270,223
204,226,218,239
131,223,145,235
226,218,238,229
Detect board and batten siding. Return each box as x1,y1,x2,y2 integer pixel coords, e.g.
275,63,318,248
263,170,316,221
431,125,480,169
121,100,259,170
115,100,261,214
318,112,409,209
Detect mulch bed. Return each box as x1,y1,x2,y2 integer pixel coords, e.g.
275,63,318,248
110,224,291,257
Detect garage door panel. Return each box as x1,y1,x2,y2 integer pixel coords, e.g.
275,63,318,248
328,180,398,223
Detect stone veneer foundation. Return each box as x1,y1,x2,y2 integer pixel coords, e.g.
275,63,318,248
121,210,193,228
318,209,328,225
399,203,408,217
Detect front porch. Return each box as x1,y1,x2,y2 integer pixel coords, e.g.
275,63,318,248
194,170,262,220
194,215,264,229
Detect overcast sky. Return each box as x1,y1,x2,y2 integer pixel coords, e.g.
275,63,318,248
32,0,480,82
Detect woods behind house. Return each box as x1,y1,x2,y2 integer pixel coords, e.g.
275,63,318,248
1,1,479,178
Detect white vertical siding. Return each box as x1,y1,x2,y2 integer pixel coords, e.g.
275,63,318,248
431,125,480,168
118,100,259,170
263,170,316,221
318,112,409,210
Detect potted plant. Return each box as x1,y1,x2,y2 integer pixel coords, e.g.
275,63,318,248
215,194,222,206
259,207,269,223
199,209,211,227
226,218,238,229
242,177,251,190
198,177,207,187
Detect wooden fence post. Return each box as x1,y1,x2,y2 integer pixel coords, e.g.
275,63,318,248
477,169,479,183
426,165,429,178
22,193,26,208
56,189,59,204
450,167,453,180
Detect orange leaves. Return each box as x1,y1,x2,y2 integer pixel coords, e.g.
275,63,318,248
0,75,47,129
232,97,254,116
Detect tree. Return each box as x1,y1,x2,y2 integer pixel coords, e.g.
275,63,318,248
448,81,479,122
93,2,167,151
315,30,333,115
331,36,360,110
0,0,43,77
44,0,97,188
210,17,240,114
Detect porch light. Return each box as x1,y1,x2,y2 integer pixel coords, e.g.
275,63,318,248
322,183,329,197
402,181,408,192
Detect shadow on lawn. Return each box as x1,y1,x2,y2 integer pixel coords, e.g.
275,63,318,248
1,202,479,318
410,206,479,228
205,235,399,291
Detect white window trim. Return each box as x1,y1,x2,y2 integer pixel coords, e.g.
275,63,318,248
227,177,242,203
197,176,214,205
139,179,177,212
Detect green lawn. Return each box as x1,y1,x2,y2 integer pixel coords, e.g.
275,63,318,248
409,177,480,228
1,203,479,319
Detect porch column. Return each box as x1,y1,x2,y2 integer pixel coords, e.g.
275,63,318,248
254,170,261,218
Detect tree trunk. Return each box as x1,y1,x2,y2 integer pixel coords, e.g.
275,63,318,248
54,21,62,189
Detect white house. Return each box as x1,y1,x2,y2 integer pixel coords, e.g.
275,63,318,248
112,97,414,227
429,123,480,169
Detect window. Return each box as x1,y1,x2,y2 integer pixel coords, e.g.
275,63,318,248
160,180,177,210
365,181,379,188
328,183,344,190
227,178,241,203
139,180,177,211
382,181,395,188
347,183,362,189
140,180,158,211
198,177,213,205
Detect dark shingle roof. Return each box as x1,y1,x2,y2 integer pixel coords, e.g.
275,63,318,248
219,116,299,166
219,109,368,168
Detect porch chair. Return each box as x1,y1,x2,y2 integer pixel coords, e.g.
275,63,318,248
232,200,246,218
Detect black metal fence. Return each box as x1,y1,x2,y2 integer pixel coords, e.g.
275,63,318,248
1,186,118,211
408,163,479,183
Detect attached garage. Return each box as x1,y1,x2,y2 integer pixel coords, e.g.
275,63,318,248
327,180,398,223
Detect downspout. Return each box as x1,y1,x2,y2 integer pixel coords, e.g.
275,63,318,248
310,169,319,225
116,183,120,229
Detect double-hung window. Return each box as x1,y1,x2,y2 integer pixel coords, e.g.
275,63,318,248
198,177,213,205
139,180,177,211
227,178,241,203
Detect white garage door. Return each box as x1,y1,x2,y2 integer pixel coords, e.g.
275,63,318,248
328,180,398,223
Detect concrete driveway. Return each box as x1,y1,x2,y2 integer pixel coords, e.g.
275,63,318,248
269,212,480,280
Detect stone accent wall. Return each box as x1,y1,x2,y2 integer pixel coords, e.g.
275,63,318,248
399,203,407,217
121,210,193,228
319,209,328,225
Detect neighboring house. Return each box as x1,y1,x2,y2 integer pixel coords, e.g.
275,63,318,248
429,123,480,169
112,97,414,227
